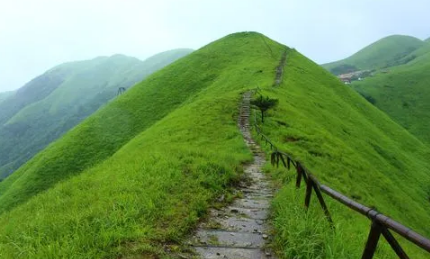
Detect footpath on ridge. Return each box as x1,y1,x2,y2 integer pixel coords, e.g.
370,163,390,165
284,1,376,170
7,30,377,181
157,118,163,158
273,50,287,87
183,92,278,259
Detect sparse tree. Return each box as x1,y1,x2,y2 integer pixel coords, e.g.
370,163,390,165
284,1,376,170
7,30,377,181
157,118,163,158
251,95,278,123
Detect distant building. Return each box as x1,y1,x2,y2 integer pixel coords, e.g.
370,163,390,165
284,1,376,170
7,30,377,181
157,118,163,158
339,74,352,84
338,70,371,84
341,78,351,84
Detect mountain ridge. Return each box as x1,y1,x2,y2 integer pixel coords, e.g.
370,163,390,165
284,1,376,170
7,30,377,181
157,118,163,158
323,35,424,74
0,49,192,178
0,32,428,258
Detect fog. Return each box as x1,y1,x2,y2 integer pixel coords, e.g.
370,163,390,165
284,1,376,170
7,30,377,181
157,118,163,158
1,0,428,91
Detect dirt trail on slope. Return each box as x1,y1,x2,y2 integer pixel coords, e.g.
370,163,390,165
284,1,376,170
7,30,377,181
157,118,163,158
273,50,288,87
186,92,277,259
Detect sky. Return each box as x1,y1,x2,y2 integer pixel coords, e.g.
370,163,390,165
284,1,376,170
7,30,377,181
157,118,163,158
0,0,429,92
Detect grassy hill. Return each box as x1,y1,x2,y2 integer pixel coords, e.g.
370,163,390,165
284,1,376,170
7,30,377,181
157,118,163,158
0,32,429,259
352,41,430,144
323,35,425,75
0,49,192,179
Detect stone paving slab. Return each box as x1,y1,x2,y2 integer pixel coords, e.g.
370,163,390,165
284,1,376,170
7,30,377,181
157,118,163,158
209,216,267,233
194,247,271,259
219,206,269,220
232,198,270,209
193,230,266,248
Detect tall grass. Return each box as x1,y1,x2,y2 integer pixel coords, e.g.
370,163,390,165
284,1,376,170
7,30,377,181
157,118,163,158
253,49,430,258
0,32,429,258
0,32,285,258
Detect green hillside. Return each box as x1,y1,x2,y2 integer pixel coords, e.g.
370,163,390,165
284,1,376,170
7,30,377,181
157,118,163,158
425,37,430,42
323,35,425,74
352,42,430,144
0,49,191,179
0,32,429,259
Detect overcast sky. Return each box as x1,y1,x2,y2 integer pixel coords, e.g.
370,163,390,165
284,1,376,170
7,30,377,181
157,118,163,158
0,0,429,92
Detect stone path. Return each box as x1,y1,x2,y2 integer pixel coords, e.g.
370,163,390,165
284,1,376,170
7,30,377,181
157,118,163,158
273,50,288,87
186,92,277,259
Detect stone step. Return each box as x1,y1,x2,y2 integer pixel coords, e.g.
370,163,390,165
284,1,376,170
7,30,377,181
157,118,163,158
241,189,274,197
194,247,271,259
243,194,274,200
208,216,267,233
232,199,270,209
193,230,266,248
217,206,268,220
241,185,275,192
238,180,271,187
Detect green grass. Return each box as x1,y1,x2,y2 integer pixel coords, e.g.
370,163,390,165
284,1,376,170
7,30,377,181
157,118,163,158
0,32,285,258
351,41,430,145
0,32,429,259
0,49,191,179
323,35,425,74
251,49,430,258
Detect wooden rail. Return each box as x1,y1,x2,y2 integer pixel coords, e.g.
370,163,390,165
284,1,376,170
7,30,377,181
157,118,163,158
253,120,430,258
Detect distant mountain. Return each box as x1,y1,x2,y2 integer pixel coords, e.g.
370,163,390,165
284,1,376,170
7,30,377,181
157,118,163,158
0,91,14,104
323,35,425,75
142,48,194,69
425,37,430,42
351,40,430,144
0,49,192,178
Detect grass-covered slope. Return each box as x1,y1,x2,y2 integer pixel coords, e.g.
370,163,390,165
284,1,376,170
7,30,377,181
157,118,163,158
0,32,429,259
0,49,191,179
0,32,285,258
351,42,430,145
323,35,425,74
256,49,430,258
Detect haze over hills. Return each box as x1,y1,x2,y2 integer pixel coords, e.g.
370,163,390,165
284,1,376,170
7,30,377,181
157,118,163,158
0,91,14,104
325,35,430,145
0,49,192,179
0,32,429,258
323,35,425,75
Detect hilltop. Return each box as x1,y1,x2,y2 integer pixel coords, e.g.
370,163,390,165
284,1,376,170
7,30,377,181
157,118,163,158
0,32,429,259
323,35,430,144
323,35,425,75
0,49,191,179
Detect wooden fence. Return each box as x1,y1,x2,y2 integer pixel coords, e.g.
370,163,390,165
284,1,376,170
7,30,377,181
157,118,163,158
254,122,430,259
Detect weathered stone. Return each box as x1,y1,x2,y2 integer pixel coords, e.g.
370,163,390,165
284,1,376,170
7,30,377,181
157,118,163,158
194,247,269,259
194,230,265,248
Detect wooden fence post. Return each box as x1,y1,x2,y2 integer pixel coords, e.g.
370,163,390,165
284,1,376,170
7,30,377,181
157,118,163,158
362,221,382,259
295,163,303,188
304,177,313,209
380,227,409,259
312,182,334,227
